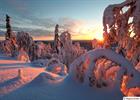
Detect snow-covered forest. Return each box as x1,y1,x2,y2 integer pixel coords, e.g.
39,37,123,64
0,0,140,100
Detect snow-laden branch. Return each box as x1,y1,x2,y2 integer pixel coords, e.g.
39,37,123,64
69,48,140,88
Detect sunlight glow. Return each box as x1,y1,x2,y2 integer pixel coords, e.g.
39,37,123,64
32,23,104,41
78,24,104,41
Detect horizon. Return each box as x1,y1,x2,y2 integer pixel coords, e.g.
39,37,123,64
0,0,140,99
0,0,124,40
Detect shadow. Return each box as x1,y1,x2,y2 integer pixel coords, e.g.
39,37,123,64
0,77,25,96
0,77,20,88
0,63,31,70
0,63,30,66
0,55,16,60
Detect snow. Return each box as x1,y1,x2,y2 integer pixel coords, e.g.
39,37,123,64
17,48,30,63
69,48,140,88
0,48,140,100
0,54,44,96
0,0,139,99
46,63,67,76
1,73,123,100
135,62,140,72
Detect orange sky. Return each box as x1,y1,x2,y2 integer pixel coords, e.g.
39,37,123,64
0,32,104,41
32,31,104,41
32,35,103,41
0,23,104,41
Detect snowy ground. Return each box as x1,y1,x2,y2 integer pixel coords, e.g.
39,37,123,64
1,77,123,100
0,54,44,97
0,54,124,100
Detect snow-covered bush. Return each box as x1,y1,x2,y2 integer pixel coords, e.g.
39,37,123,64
46,63,67,76
16,32,33,52
0,38,17,56
69,49,140,96
46,58,67,75
17,48,30,62
120,75,140,96
29,42,52,61
59,31,87,67
90,58,120,88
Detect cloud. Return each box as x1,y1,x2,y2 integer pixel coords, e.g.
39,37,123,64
58,18,86,34
0,15,103,40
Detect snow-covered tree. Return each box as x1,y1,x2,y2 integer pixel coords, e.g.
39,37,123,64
69,48,140,96
59,31,86,67
103,0,140,66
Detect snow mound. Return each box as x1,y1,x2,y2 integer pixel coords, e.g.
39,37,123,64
28,72,67,86
46,58,67,76
46,63,67,75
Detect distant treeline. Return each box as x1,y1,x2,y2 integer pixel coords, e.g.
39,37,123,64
35,40,92,50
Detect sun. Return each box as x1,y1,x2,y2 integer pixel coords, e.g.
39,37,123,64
93,32,104,41
79,24,104,41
